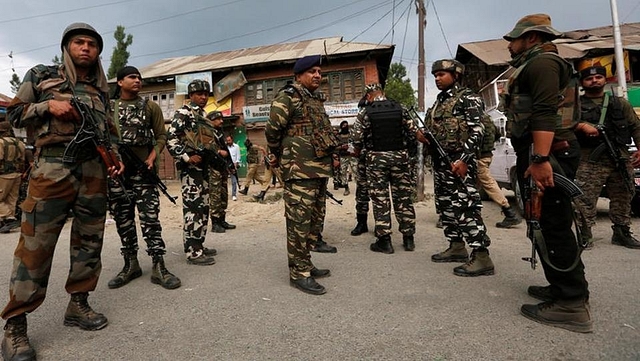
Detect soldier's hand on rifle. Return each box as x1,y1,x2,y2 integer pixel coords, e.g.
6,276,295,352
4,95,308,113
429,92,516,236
48,100,81,122
332,154,340,168
525,162,554,191
631,150,640,168
218,149,228,158
145,149,157,170
188,154,202,165
108,161,125,179
577,122,599,137
416,129,429,144
451,159,468,178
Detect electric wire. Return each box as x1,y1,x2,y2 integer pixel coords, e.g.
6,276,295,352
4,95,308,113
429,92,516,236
0,0,137,24
431,0,453,58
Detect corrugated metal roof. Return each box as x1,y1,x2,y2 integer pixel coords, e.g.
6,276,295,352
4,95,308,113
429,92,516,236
458,22,640,66
138,37,393,79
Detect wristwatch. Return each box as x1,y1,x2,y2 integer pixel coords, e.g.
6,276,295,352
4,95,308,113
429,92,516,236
531,154,550,164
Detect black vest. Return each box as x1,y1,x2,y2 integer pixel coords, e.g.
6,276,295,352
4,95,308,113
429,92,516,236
579,96,630,148
366,100,405,151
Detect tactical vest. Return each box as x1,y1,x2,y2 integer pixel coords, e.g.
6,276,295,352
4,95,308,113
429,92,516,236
505,52,579,140
578,96,630,148
366,100,405,152
480,114,498,155
428,89,471,152
0,136,26,173
30,65,108,148
246,146,259,164
116,98,154,146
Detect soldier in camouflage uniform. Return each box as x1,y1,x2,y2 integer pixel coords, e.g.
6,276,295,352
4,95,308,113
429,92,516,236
351,83,421,253
0,118,25,233
426,60,494,277
238,138,267,195
206,110,236,233
350,96,371,236
1,23,124,361
106,66,181,291
265,55,335,295
337,120,356,196
167,79,218,266
573,65,640,249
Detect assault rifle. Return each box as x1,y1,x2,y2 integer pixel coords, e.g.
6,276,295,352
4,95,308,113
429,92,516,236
118,144,177,204
589,125,634,193
523,149,584,271
66,96,129,202
326,190,343,206
407,107,454,169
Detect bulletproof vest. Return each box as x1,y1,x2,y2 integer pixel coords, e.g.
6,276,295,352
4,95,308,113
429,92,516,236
185,108,217,152
578,96,630,148
505,52,578,140
116,98,154,146
480,113,497,155
428,89,471,152
246,146,259,164
0,136,26,173
366,100,405,151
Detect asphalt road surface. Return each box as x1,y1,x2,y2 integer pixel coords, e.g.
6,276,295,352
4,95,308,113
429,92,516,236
0,175,638,361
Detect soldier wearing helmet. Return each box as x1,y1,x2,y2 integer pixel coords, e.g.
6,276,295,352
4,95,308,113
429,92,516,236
426,59,494,278
1,22,120,361
167,79,219,266
351,83,422,254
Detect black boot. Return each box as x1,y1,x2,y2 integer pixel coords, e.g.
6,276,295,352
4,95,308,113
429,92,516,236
496,206,522,228
402,234,415,251
221,214,236,230
310,235,337,253
343,184,350,196
350,213,368,236
370,235,394,254
238,186,249,195
253,190,267,202
2,314,36,361
211,217,226,233
290,277,326,295
107,252,142,289
151,255,182,289
611,224,640,249
64,293,108,331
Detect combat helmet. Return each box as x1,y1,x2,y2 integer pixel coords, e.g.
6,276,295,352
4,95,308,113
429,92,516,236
431,59,464,75
206,110,223,120
61,22,103,54
188,79,211,95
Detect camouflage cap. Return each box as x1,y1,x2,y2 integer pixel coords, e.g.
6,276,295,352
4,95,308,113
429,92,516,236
206,110,223,120
503,14,563,41
364,83,383,94
187,79,210,94
61,22,103,54
431,59,464,75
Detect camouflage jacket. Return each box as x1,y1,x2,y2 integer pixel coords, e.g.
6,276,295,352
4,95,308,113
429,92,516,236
113,97,167,162
0,136,26,174
265,82,332,180
167,102,219,170
425,84,484,163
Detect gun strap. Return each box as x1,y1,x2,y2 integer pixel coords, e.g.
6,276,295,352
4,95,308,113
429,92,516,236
532,211,584,273
598,93,610,126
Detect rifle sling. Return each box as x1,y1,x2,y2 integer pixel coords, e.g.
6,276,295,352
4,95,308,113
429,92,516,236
531,214,584,273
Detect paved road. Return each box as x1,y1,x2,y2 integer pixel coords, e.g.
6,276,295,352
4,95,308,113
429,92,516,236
0,176,638,360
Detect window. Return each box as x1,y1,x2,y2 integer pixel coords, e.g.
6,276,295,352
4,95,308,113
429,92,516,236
143,92,175,120
244,69,365,105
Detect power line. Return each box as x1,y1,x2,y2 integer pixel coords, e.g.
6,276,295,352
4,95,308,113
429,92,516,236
431,0,453,58
377,0,413,47
622,0,640,22
398,0,413,64
0,0,137,24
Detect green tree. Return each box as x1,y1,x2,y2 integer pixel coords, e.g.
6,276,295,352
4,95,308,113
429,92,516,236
9,73,22,94
384,63,416,109
107,25,133,79
52,55,62,66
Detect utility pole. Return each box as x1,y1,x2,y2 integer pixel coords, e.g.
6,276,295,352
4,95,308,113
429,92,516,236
610,0,628,99
415,0,427,201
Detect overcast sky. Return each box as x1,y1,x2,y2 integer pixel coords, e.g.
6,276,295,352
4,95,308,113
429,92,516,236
1,0,639,105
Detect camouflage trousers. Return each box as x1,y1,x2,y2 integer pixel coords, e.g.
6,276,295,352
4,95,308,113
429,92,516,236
355,154,370,215
1,156,107,320
366,150,416,237
434,158,489,246
179,166,210,255
243,163,266,188
338,156,356,186
209,169,228,218
13,174,29,221
283,178,328,280
0,173,21,219
574,159,634,227
107,175,166,257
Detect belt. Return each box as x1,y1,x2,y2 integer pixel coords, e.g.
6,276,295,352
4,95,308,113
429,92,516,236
39,145,67,157
39,144,98,161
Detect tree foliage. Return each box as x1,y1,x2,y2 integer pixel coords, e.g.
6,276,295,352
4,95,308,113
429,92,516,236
107,25,134,79
52,55,62,66
384,63,416,109
9,73,22,94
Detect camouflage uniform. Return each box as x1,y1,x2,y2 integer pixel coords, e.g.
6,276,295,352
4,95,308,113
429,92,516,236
0,122,25,229
337,128,356,194
426,83,490,247
574,92,640,246
351,94,417,249
208,126,230,226
167,102,219,259
265,82,334,281
108,97,168,256
240,142,267,192
1,61,112,320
